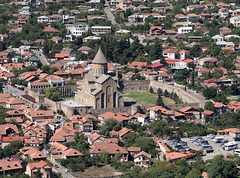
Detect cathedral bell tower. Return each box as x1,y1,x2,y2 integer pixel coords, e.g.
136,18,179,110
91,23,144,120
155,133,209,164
92,48,108,76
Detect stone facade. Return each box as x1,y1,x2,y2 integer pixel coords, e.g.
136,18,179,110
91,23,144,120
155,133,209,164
75,49,124,109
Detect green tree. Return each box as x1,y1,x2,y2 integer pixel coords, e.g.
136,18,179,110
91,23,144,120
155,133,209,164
149,86,154,94
150,121,173,138
43,87,61,101
99,118,121,136
156,95,164,106
204,102,215,111
207,156,238,178
202,87,217,99
148,39,162,61
157,88,162,95
133,137,157,156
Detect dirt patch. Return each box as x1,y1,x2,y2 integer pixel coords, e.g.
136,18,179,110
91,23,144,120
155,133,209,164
71,165,123,177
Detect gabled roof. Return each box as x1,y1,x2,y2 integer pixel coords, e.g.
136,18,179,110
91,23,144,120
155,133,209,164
62,148,83,157
127,146,141,152
92,48,108,64
165,152,188,160
0,159,22,171
28,160,51,170
202,110,214,115
179,106,199,113
134,151,151,159
95,74,111,84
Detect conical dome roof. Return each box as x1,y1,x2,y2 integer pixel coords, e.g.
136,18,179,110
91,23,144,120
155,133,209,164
92,48,108,64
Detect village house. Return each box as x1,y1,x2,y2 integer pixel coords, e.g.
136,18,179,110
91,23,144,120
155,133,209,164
128,61,147,69
214,102,228,114
127,146,141,156
179,106,200,120
50,142,83,160
90,142,129,162
91,26,112,35
217,128,240,139
110,127,134,141
87,133,106,145
5,98,24,108
202,110,218,122
67,115,93,132
162,49,190,60
0,159,23,176
134,151,151,170
24,109,54,122
98,112,133,126
165,152,190,163
1,136,28,148
49,123,76,143
134,113,150,125
26,160,52,178
227,100,240,112
0,124,19,137
19,147,47,161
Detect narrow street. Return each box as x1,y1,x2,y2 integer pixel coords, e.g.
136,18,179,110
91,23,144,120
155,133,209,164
104,1,119,26
48,158,75,178
33,50,50,66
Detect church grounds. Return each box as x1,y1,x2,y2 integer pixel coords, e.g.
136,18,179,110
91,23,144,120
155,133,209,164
123,91,175,106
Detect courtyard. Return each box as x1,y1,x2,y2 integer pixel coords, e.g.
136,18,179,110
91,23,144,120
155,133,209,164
124,91,175,106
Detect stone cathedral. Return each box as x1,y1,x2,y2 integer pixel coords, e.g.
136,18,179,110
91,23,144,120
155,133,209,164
75,48,124,109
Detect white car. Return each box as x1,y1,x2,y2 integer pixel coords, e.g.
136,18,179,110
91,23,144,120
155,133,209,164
207,134,215,139
234,149,240,156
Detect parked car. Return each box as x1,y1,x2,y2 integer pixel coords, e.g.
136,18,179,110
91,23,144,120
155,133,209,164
207,134,215,139
222,140,228,143
202,145,213,150
55,164,59,168
234,149,240,156
233,137,240,141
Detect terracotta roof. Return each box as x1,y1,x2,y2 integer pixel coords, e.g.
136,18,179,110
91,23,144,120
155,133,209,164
5,117,23,123
134,113,148,118
62,148,83,157
0,124,19,136
134,151,151,159
43,27,59,33
214,102,227,108
28,160,51,170
55,53,69,58
202,110,214,115
0,159,22,171
88,133,104,142
110,127,134,137
202,172,208,177
127,146,141,152
2,136,28,142
90,142,128,155
128,61,147,69
165,152,188,160
217,128,240,133
19,147,47,159
179,106,199,113
6,98,24,105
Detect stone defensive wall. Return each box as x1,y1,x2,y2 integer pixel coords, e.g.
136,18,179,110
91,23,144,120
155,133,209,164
120,80,150,92
150,80,207,108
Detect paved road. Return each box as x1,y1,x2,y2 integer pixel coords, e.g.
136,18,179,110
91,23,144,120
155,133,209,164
48,158,74,178
33,50,50,66
104,2,119,26
3,85,25,96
